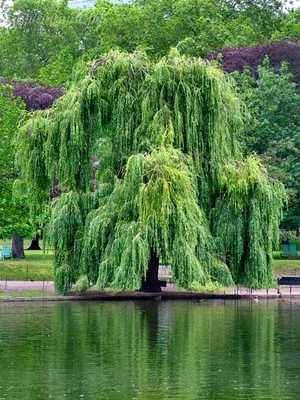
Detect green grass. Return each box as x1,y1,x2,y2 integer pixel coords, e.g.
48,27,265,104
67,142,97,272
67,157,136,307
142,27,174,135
0,290,54,298
274,261,300,279
0,242,300,283
273,250,300,260
273,250,300,278
0,250,53,280
0,238,41,248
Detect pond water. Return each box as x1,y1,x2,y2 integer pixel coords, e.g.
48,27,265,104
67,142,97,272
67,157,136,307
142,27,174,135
0,299,300,399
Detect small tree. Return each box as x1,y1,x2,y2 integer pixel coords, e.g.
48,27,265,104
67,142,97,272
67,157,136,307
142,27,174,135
18,52,285,293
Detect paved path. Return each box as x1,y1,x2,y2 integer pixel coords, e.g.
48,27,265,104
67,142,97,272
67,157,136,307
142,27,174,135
1,280,300,297
0,280,54,292
163,284,300,296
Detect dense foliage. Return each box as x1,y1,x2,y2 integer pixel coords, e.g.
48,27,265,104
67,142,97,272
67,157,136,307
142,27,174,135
0,0,298,279
208,41,300,232
12,82,64,111
0,0,291,85
0,79,63,253
212,41,300,91
0,86,33,239
18,53,285,293
231,58,300,231
0,0,100,85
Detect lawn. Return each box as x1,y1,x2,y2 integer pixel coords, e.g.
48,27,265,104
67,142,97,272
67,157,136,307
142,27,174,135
0,243,299,283
0,290,54,298
272,250,300,279
0,249,53,281
0,239,53,280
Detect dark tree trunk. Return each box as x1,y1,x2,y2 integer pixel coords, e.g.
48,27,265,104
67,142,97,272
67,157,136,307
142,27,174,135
27,234,41,250
141,250,161,293
12,233,25,259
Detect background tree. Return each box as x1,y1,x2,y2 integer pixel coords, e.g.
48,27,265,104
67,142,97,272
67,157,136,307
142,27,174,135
12,81,64,111
0,0,288,83
12,81,64,250
0,0,100,84
0,85,33,257
0,80,64,254
227,55,300,232
272,7,300,43
18,52,284,293
92,0,285,58
212,41,300,91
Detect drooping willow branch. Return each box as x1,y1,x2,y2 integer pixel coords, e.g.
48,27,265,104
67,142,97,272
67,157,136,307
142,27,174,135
89,55,115,77
17,51,285,293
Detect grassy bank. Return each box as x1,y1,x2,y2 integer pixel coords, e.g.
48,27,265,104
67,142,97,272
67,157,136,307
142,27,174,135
274,262,300,279
0,250,53,280
273,248,300,279
0,244,300,283
0,290,54,298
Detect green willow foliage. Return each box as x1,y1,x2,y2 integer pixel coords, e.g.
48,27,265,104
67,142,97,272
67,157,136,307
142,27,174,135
17,52,285,293
82,147,233,290
213,156,285,287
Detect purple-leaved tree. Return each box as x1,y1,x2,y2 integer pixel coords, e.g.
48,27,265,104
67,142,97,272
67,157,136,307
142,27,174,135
209,41,300,90
12,82,64,111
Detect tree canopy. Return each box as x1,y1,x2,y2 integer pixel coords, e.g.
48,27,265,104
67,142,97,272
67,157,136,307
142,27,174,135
0,0,290,85
0,86,33,241
17,52,285,293
208,41,300,232
231,58,300,231
0,79,64,255
212,41,300,92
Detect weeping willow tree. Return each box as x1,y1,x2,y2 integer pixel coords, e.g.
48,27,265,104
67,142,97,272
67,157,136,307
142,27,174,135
17,51,285,293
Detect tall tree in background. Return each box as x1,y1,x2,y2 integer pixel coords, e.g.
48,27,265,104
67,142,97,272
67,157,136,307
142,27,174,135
93,0,285,57
18,52,284,293
231,59,300,231
0,80,64,254
272,7,300,42
0,0,101,85
0,0,287,83
210,41,300,231
214,42,300,231
0,86,32,257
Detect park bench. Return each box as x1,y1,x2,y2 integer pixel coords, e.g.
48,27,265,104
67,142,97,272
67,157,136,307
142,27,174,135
158,265,173,287
2,245,11,259
278,276,300,286
280,243,297,259
277,276,300,294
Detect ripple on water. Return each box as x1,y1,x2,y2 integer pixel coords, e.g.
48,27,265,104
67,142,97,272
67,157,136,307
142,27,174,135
0,300,300,399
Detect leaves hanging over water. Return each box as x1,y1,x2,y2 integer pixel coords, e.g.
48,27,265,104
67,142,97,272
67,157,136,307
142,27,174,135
82,147,233,291
214,156,285,287
18,52,285,293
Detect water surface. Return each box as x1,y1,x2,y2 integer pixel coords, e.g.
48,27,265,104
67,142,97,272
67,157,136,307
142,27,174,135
0,299,300,399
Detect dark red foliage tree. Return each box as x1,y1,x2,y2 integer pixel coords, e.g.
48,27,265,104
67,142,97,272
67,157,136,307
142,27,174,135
210,41,300,88
12,82,64,111
0,78,64,111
